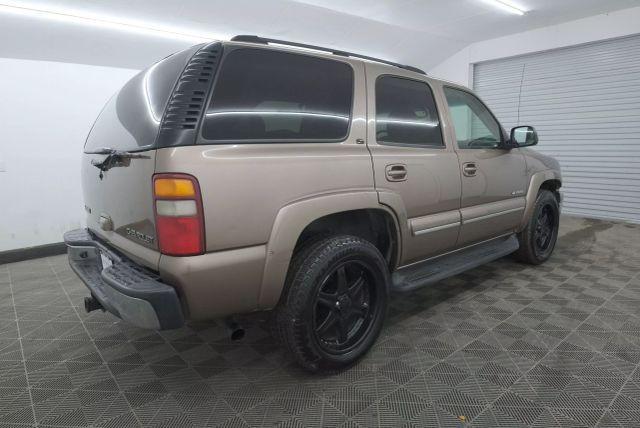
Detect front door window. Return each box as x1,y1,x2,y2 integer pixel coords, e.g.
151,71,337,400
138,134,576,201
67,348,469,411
443,87,502,149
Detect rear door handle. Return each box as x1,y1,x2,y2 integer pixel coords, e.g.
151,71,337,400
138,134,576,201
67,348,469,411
386,164,407,181
462,162,477,177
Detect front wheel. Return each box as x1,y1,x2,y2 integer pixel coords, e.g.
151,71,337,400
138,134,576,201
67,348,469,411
273,235,389,372
514,189,560,265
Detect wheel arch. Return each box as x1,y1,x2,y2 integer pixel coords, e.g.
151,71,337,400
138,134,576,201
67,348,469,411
294,209,400,268
258,191,401,309
520,170,562,230
540,179,562,203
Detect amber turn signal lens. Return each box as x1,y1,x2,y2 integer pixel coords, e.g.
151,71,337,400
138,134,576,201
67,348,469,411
154,178,195,198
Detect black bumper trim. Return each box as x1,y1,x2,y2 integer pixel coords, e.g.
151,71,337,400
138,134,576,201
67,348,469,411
64,229,184,330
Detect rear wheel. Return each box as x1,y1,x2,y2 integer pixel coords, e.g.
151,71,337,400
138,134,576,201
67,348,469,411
274,235,389,372
515,189,559,264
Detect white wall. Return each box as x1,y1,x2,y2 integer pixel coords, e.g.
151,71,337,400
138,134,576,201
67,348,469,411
429,6,640,86
0,59,137,251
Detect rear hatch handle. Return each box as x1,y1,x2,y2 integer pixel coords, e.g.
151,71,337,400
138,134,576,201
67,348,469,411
89,147,150,172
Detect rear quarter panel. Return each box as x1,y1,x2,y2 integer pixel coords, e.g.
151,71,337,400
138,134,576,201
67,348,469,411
154,142,373,252
155,58,371,253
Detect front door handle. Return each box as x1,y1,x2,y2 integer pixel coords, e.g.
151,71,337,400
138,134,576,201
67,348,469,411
462,162,477,177
386,164,407,181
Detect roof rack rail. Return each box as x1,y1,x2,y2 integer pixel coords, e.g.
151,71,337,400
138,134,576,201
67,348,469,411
230,35,426,75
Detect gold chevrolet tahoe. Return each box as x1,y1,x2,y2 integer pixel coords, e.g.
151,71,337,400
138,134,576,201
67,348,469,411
65,35,562,372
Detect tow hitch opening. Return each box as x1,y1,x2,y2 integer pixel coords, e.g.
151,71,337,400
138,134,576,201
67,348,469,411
84,295,104,313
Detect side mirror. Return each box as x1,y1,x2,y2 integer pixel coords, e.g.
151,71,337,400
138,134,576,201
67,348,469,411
510,126,538,147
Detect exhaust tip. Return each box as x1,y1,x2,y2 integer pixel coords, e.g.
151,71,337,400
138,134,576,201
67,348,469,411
84,296,103,313
230,328,245,341
225,317,245,341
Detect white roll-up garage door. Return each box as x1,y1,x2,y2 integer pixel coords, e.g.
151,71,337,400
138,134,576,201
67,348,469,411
473,34,640,223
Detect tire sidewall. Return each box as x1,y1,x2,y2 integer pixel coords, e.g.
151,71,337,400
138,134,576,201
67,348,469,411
289,237,389,370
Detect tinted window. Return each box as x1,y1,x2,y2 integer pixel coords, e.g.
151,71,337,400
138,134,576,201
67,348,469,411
375,76,443,147
202,49,353,142
443,87,502,149
84,46,198,152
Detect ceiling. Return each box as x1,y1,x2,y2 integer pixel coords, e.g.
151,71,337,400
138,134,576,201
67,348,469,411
1,0,638,70
295,0,640,42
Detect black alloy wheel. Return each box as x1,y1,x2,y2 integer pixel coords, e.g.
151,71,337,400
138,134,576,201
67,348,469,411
534,204,556,253
313,260,378,354
514,189,560,265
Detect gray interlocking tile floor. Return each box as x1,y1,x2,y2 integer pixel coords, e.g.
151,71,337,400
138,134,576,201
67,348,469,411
1,216,639,427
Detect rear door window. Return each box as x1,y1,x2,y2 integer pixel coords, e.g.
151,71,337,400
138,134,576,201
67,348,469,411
375,76,444,147
201,48,353,142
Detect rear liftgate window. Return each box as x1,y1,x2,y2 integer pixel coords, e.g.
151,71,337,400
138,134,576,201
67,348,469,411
201,49,353,142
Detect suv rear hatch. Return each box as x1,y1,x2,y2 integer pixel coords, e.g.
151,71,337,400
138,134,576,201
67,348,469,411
81,45,200,270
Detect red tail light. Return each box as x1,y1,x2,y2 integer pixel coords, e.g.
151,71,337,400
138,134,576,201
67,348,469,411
153,174,205,256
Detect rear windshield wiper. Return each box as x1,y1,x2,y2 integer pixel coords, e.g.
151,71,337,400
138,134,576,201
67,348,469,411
90,148,150,172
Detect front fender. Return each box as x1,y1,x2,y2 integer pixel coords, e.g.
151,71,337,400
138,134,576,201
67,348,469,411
257,191,397,309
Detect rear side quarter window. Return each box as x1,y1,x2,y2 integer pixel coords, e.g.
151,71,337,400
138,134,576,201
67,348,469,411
201,48,353,143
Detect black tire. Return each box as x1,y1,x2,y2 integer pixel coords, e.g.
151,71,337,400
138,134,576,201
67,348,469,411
274,235,389,372
514,189,560,265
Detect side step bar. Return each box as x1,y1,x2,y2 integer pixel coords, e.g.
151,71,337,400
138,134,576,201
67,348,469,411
392,234,519,292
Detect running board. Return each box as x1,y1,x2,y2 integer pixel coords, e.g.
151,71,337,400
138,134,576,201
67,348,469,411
391,234,519,292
